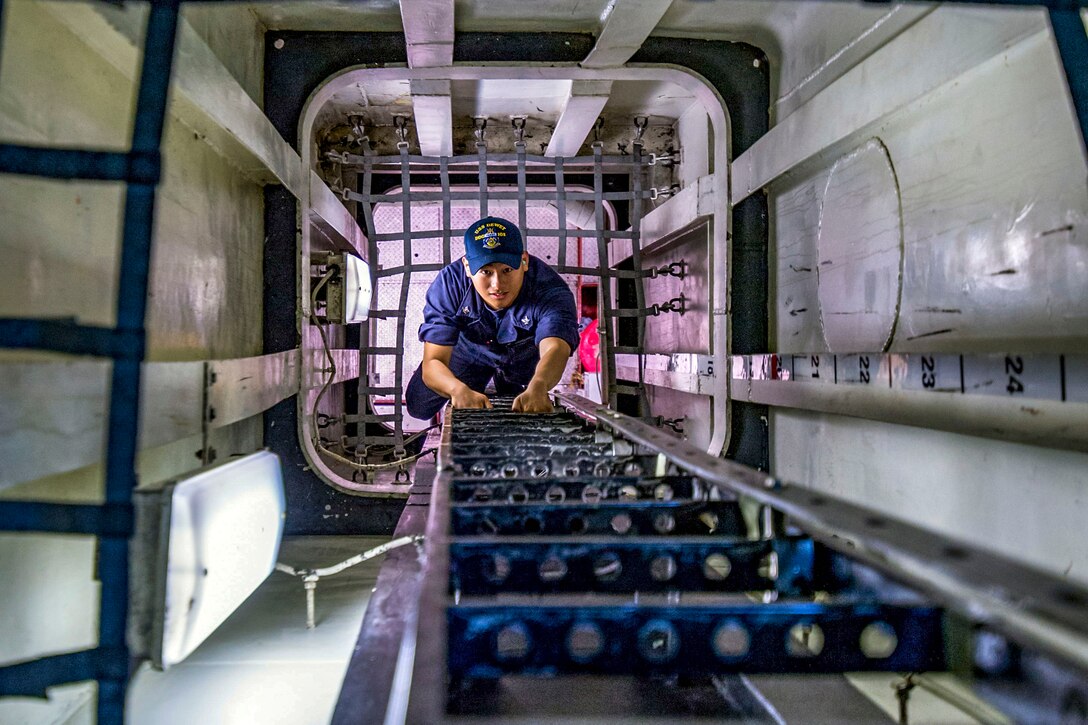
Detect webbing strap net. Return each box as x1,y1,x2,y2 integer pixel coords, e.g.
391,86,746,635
350,147,655,460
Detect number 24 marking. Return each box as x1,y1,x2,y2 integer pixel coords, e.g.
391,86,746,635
1005,356,1024,395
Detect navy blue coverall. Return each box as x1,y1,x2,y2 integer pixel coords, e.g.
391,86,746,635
405,255,579,420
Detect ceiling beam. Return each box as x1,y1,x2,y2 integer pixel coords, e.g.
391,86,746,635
581,0,674,69
401,0,455,69
411,79,454,156
545,80,613,157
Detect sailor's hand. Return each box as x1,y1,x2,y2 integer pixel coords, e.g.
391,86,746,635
512,383,554,413
450,385,491,410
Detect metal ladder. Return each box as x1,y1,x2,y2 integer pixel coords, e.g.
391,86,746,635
0,1,181,721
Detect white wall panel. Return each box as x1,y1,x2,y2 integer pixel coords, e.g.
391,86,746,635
0,6,267,721
772,23,1088,354
773,410,1088,586
767,6,1088,600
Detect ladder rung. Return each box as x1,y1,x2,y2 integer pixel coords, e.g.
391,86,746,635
0,319,142,359
370,310,407,319
0,144,159,183
0,502,133,536
364,347,402,356
611,346,642,355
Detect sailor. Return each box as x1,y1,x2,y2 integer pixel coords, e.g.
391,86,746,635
405,216,579,416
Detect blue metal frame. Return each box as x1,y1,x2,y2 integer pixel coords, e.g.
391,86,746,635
447,603,946,677
450,500,746,537
0,1,179,722
450,475,702,502
1049,8,1088,159
450,537,817,595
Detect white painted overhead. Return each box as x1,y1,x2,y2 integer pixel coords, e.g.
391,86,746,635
582,0,675,69
411,79,454,156
401,0,454,68
452,0,612,33
263,0,948,162
253,0,611,33
448,79,572,120
601,80,697,123
312,79,413,132
400,0,455,153
546,80,612,157
311,72,699,155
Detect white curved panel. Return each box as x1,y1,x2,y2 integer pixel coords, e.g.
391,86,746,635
817,138,903,352
158,451,286,669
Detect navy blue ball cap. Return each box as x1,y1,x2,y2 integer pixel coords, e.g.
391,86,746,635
464,216,524,274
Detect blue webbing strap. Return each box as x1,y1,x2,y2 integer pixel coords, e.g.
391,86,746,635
591,142,617,408
355,146,382,446
394,143,412,456
0,650,109,699
0,2,178,720
476,141,488,217
440,156,452,266
0,146,160,182
0,502,133,536
555,155,568,270
0,319,143,358
630,143,647,415
1049,8,1088,162
516,140,527,234
99,1,180,721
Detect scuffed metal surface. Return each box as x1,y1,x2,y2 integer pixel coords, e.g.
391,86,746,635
816,138,903,353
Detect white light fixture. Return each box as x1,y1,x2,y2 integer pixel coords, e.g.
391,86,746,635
130,451,286,669
326,252,373,324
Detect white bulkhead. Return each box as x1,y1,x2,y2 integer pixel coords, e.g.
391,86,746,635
0,0,1085,721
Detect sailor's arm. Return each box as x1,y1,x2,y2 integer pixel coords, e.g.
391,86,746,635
512,336,572,413
421,341,492,409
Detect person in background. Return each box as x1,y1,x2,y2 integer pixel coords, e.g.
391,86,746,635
405,216,579,416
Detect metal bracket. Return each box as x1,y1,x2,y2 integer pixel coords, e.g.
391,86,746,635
393,115,410,148
347,114,369,147
648,260,688,280
659,417,685,434
473,116,488,145
650,184,681,200
511,116,527,145
651,294,687,317
649,149,680,167
275,534,425,629
199,363,217,465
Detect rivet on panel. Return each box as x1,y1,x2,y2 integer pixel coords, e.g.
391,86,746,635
713,621,751,659
638,620,680,663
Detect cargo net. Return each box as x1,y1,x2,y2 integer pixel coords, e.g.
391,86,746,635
331,136,662,473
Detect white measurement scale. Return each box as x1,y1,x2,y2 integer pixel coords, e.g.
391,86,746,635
731,353,1088,404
